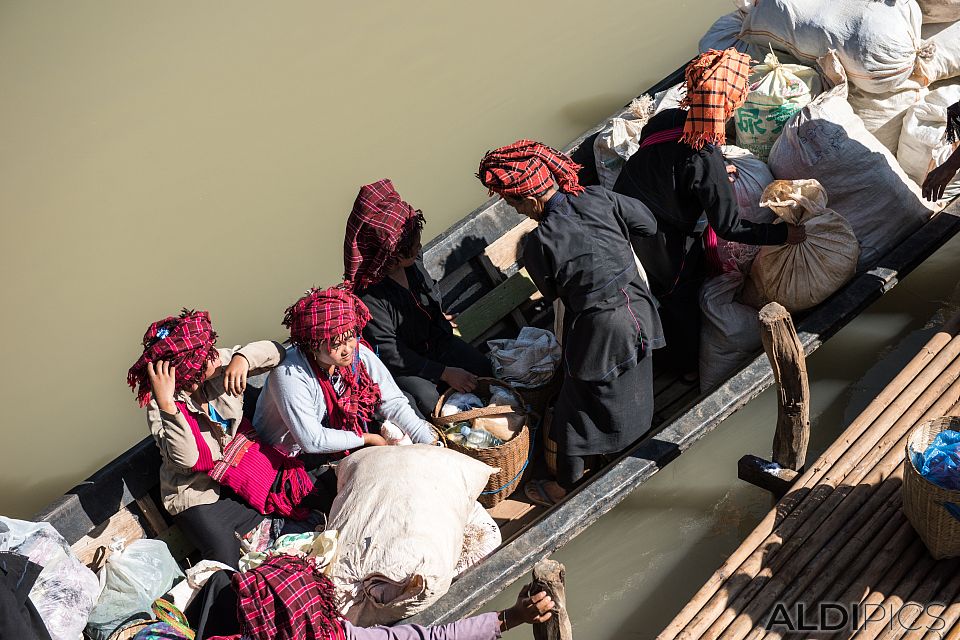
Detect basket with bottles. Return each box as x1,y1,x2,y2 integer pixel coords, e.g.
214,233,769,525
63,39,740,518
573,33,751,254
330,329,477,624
432,378,530,507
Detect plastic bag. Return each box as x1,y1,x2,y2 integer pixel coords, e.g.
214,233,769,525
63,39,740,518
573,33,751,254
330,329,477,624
745,180,859,312
593,97,652,188
441,393,484,416
86,538,184,640
735,51,818,160
29,555,101,640
0,516,71,569
920,429,960,490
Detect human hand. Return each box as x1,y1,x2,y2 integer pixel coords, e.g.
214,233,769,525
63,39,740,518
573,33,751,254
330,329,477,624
223,354,249,397
441,367,478,393
147,361,177,413
785,224,806,245
922,160,960,202
443,313,459,329
500,584,554,630
726,164,738,183
362,432,388,447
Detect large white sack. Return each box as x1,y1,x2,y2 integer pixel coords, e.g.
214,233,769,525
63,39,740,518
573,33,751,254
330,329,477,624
699,11,767,62
846,82,927,154
739,0,931,94
917,0,960,23
767,52,937,269
746,180,859,312
719,145,777,270
898,83,960,202
699,270,762,393
593,97,652,189
921,20,960,84
735,52,819,160
327,445,495,626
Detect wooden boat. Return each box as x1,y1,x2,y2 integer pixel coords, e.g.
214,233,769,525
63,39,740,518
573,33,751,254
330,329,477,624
31,60,960,629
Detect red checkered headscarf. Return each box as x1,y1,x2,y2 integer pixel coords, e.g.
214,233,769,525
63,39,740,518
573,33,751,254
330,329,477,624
343,179,425,290
127,309,219,407
477,139,584,198
234,555,345,640
680,48,751,150
283,286,371,351
283,285,382,436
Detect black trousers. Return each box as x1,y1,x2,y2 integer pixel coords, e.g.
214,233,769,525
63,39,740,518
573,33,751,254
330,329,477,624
175,490,265,569
394,336,492,418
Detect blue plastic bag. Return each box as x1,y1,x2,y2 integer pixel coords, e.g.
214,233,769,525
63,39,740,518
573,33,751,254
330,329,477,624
920,429,960,491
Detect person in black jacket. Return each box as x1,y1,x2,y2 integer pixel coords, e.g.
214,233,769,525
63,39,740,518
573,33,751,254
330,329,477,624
614,49,805,377
478,139,664,504
343,179,491,419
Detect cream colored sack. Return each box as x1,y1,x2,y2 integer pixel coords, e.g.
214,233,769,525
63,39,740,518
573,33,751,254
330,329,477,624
747,180,859,313
327,445,496,626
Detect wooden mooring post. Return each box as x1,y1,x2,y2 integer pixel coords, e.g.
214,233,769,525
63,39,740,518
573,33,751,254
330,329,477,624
738,302,811,497
532,558,573,640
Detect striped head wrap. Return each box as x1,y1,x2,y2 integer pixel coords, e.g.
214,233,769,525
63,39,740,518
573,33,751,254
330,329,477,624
477,139,584,198
680,48,751,150
343,179,425,290
127,309,219,407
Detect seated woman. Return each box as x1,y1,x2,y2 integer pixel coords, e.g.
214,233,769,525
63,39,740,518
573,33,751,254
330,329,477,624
613,48,804,377
344,179,492,418
253,285,436,456
127,309,316,568
477,140,665,505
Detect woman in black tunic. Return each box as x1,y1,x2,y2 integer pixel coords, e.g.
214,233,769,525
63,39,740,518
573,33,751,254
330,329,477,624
614,49,805,377
478,139,665,503
343,179,491,418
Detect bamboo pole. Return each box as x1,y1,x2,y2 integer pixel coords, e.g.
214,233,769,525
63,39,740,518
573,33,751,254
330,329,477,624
693,361,960,640
930,597,960,640
759,303,811,471
851,551,939,640
874,561,960,640
899,567,960,639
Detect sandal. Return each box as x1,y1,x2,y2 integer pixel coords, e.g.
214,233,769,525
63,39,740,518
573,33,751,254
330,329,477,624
524,479,564,507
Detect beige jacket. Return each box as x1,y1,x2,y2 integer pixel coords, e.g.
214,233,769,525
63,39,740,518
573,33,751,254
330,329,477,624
146,340,285,516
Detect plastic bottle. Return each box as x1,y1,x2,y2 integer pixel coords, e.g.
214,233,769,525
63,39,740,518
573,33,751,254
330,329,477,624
460,425,504,449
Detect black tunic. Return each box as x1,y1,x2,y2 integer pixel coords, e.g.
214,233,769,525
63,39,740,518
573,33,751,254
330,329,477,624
523,186,664,456
613,108,788,371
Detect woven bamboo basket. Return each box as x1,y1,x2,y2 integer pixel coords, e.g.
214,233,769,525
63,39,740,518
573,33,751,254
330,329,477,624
902,416,960,559
516,368,563,418
432,378,530,507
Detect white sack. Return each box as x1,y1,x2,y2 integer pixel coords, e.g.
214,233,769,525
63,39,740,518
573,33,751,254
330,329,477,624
719,145,778,270
735,52,819,160
487,327,561,389
699,11,767,62
921,20,960,84
455,502,501,576
746,180,859,312
327,445,495,626
593,97,653,188
739,0,931,93
918,0,960,23
767,52,937,269
898,83,960,202
699,270,762,392
846,82,927,154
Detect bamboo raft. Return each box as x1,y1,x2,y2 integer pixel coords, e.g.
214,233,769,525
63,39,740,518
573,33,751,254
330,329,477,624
658,312,960,640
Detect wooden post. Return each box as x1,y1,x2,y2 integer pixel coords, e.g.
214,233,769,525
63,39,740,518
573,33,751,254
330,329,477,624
532,558,573,640
759,302,810,472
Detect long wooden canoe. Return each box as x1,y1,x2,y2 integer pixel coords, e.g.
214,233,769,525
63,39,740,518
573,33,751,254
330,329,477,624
31,60,960,630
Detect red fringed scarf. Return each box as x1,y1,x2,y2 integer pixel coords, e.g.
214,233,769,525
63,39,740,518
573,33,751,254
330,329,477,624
679,48,751,150
233,555,345,640
343,179,425,290
283,286,382,436
477,139,585,198
127,309,219,407
181,405,313,520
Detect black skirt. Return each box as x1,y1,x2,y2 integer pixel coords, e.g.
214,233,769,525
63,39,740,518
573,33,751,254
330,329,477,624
553,350,654,457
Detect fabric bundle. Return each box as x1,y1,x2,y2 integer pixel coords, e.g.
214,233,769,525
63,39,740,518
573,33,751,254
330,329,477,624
486,327,561,389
